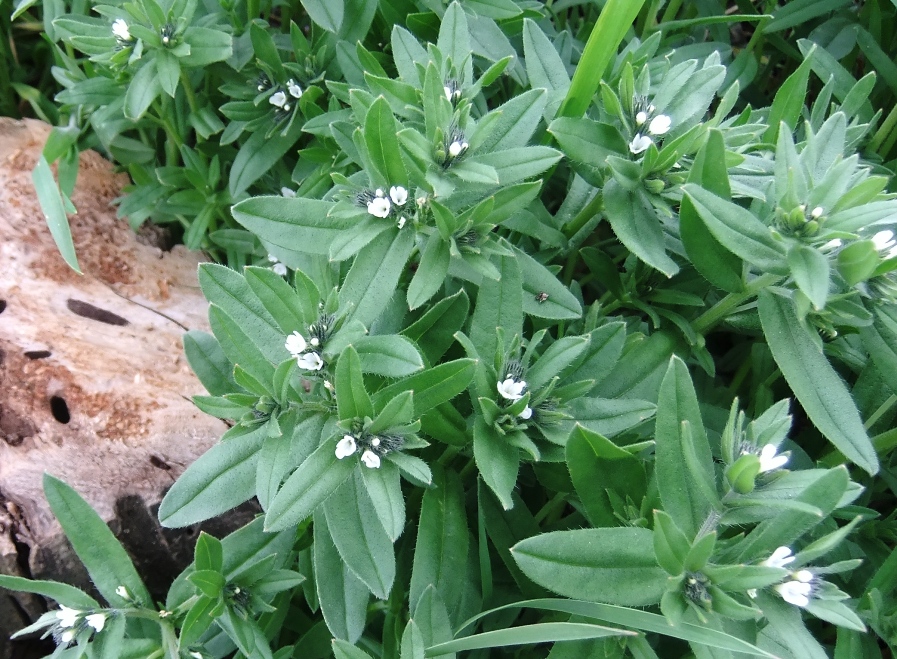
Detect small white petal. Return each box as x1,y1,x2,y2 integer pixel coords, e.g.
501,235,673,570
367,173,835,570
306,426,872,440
497,377,526,401
285,331,307,357
335,435,357,459
371,437,381,447
648,114,671,135
310,337,319,346
56,606,80,628
448,141,467,157
775,580,812,608
794,569,814,583
281,187,296,197
190,653,204,659
86,613,106,632
115,586,129,599
444,86,453,101
269,91,287,108
296,352,324,371
397,216,407,229
272,262,287,276
635,111,647,125
367,197,392,218
518,406,533,420
758,443,788,473
324,380,334,390
61,629,75,643
389,186,408,206
629,134,653,154
112,19,131,41
288,80,303,98
821,238,842,251
762,546,795,568
872,230,895,252
361,450,381,468
747,588,757,599
375,188,384,197
811,206,824,219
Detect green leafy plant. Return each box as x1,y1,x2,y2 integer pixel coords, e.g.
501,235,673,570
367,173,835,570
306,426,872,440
4,0,897,658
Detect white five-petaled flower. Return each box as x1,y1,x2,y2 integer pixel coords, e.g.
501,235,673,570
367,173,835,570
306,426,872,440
296,351,324,371
287,79,303,98
335,434,357,459
497,377,527,401
85,613,106,632
758,443,788,473
761,546,795,569
647,114,671,135
390,186,408,206
629,134,653,154
269,91,288,108
268,254,287,276
448,140,469,157
112,18,131,41
872,230,897,258
368,197,392,218
635,111,648,125
774,579,812,608
518,406,533,420
361,450,381,469
56,606,80,629
285,331,307,357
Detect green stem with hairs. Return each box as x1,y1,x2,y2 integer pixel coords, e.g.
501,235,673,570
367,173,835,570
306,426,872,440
691,274,781,334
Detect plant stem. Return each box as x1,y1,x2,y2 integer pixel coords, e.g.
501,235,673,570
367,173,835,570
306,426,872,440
864,394,897,430
691,273,781,334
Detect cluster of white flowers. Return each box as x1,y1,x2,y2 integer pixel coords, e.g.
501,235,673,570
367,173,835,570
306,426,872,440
54,605,107,644
335,434,382,468
629,111,672,155
497,376,533,420
367,186,409,228
285,331,324,371
269,80,303,113
112,18,132,42
746,546,817,608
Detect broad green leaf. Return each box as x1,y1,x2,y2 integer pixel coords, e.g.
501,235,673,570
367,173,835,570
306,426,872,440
472,147,563,185
43,475,151,607
477,89,548,152
402,290,469,364
208,305,275,386
325,473,396,599
515,247,583,320
594,331,680,399
373,359,476,416
336,345,374,420
159,425,267,527
762,47,814,143
181,26,233,67
0,576,98,610
231,197,347,258
410,469,468,617
314,511,369,642
512,528,667,606
355,335,424,377
230,118,304,196
333,639,374,659
787,244,829,310
301,0,343,32
361,460,405,541
245,266,312,332
470,254,522,358
414,586,456,659
543,397,656,445
401,618,426,659
527,336,588,390
124,59,161,120
265,436,357,531
523,18,570,119
408,232,450,310
194,532,224,573
365,96,408,188
758,291,878,475
474,416,520,510
604,179,679,277
437,2,472,85
548,117,627,170
655,356,718,538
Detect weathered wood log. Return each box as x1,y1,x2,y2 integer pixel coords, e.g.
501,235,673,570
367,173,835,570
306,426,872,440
0,118,243,657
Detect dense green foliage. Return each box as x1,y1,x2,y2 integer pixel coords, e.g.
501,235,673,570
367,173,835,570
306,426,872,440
3,1,897,658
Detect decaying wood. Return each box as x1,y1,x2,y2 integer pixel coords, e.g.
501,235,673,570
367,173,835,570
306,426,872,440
0,118,246,657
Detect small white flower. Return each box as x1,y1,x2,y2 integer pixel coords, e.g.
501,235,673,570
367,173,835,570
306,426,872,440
335,435,357,459
85,613,106,632
416,196,427,207
397,216,407,229
115,586,129,599
872,230,897,258
811,206,824,219
361,450,381,469
60,629,75,644
112,18,131,42
444,86,453,101
162,35,170,44
281,187,296,197
747,588,757,599
272,262,287,276
518,406,533,420
371,437,381,447
629,134,653,154
285,331,307,357
324,380,334,391
635,111,647,125
648,114,671,135
497,377,527,401
190,653,204,659
821,238,843,251
794,569,814,583
389,186,408,206
758,444,788,473
158,610,172,618
56,606,80,629
296,352,324,371
448,141,468,157
761,546,795,569
375,188,384,197
774,579,812,608
287,79,303,98
269,91,287,108
648,104,656,113
310,337,320,346
367,197,392,218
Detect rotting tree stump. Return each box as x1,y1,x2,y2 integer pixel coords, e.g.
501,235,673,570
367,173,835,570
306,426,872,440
0,118,249,658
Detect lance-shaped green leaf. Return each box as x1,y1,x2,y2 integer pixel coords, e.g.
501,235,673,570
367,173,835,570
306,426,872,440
682,184,787,273
547,117,627,169
543,397,656,445
402,290,469,365
408,232,450,310
655,356,719,538
124,59,161,120
787,244,830,310
428,622,633,654
33,155,80,273
477,89,548,152
265,437,357,531
470,255,522,358
43,475,151,607
514,246,583,320
324,473,396,599
336,345,374,420
354,335,424,377
762,49,813,143
511,528,667,606
604,179,679,277
302,0,343,32
314,511,369,643
0,575,98,610
437,2,472,85
474,416,520,511
231,197,347,259
208,304,275,386
410,469,469,616
183,330,236,395
758,291,878,475
361,460,405,542
159,425,267,527
373,359,476,417
229,116,304,196
365,96,408,188
245,266,313,332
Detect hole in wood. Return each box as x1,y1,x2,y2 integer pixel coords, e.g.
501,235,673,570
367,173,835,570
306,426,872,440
0,300,6,314
24,350,52,360
66,299,129,326
50,396,70,424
